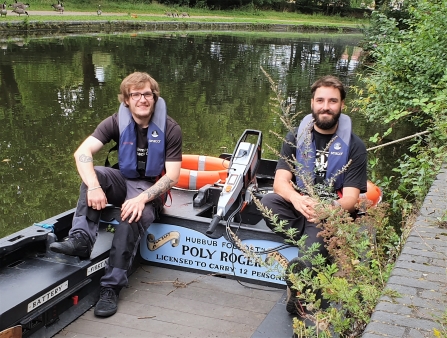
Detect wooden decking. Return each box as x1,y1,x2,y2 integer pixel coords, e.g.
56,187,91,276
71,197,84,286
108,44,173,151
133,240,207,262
53,265,291,338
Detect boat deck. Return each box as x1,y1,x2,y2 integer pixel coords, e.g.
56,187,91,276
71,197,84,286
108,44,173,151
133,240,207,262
53,264,293,338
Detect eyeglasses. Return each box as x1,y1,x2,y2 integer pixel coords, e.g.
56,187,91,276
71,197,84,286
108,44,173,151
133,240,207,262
129,92,154,101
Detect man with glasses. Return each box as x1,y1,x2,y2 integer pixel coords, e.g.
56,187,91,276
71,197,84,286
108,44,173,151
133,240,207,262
50,72,182,317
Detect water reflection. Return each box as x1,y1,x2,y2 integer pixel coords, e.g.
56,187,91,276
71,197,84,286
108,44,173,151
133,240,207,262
0,32,402,237
337,46,362,72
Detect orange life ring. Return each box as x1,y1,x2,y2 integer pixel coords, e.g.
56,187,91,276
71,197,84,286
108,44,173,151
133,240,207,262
175,155,229,190
359,181,382,207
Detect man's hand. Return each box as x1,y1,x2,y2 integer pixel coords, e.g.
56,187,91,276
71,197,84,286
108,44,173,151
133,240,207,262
121,195,147,223
273,169,320,222
87,188,107,210
290,193,318,223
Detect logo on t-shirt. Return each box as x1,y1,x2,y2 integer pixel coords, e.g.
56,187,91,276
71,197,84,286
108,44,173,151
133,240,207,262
151,130,159,137
315,149,328,178
137,147,148,157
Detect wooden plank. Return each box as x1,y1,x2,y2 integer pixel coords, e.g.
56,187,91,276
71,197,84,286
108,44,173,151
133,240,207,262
88,306,255,337
60,310,250,338
135,265,284,301
53,266,283,338
55,315,173,338
129,267,282,312
121,287,268,326
51,328,98,338
128,280,277,312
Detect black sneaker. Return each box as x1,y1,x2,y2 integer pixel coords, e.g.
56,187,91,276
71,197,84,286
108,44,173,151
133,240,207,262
94,287,119,317
49,232,91,259
285,257,308,315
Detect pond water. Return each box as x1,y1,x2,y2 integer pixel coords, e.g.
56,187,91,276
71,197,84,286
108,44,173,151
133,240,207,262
0,31,407,237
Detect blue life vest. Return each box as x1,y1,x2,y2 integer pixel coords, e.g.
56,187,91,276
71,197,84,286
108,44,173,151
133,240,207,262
118,97,167,179
295,114,351,191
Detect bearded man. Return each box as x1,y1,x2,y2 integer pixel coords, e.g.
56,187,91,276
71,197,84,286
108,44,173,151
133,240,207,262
260,75,367,315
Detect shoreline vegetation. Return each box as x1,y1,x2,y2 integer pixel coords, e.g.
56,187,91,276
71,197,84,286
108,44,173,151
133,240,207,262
0,3,368,36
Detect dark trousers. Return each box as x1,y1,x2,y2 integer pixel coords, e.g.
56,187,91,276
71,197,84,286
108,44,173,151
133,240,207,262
70,166,163,290
260,193,328,262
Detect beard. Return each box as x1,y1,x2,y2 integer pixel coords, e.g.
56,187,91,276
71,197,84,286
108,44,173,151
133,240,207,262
312,109,342,130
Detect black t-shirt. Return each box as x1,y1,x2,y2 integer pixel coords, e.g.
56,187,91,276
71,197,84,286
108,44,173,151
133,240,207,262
91,112,183,177
277,127,367,193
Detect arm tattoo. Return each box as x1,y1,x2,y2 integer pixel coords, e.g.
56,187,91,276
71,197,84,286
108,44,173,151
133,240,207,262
144,175,174,202
79,154,93,163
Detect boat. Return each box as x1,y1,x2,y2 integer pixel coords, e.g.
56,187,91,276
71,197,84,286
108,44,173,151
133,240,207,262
0,129,381,338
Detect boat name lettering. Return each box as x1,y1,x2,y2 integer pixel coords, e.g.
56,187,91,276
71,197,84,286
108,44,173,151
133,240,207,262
181,245,216,259
27,280,69,312
220,252,261,267
185,236,218,246
87,258,108,276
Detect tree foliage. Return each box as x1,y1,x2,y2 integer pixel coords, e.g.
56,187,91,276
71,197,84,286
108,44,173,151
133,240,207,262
355,0,447,216
295,0,351,15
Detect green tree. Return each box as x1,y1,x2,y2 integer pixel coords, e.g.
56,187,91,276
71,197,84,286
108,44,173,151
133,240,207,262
355,0,447,218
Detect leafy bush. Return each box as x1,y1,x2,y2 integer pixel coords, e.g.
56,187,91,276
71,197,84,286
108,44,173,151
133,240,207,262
251,198,400,337
355,0,447,217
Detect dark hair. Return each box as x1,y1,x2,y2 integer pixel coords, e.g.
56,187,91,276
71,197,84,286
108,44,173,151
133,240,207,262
310,75,346,101
118,72,160,104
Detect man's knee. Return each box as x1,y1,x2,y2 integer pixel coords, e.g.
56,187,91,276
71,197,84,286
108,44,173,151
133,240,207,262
260,193,285,213
260,192,275,208
93,166,109,176
115,220,138,238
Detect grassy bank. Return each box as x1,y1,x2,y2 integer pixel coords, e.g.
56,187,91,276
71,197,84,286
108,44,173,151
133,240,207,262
1,1,368,28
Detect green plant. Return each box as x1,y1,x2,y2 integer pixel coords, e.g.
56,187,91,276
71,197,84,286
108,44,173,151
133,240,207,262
22,16,29,26
434,210,447,229
352,2,447,333
354,0,447,222
194,1,208,10
433,309,447,338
